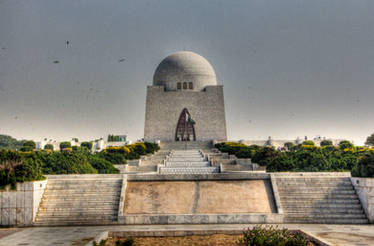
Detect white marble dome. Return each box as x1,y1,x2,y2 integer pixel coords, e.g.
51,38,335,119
153,51,217,91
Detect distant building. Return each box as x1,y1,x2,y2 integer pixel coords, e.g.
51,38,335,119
36,135,131,152
107,134,127,142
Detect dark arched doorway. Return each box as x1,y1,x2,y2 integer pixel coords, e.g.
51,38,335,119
175,108,196,141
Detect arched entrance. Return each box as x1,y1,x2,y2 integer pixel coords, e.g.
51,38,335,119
175,108,196,141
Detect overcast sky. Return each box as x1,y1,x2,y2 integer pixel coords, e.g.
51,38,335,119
0,0,373,145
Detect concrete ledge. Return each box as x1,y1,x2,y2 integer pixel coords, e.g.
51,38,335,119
118,174,127,218
118,213,283,225
351,177,374,223
270,174,283,214
127,172,270,181
45,174,122,179
271,172,351,177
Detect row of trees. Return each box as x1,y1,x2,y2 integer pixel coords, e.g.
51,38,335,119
0,141,160,189
215,140,374,177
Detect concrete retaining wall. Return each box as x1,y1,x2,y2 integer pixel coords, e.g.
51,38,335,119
0,180,47,226
351,177,374,223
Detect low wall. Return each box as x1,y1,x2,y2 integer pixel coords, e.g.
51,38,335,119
351,177,374,223
0,180,47,226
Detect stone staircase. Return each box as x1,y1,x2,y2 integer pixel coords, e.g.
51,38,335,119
159,150,219,174
275,176,368,224
34,175,122,226
160,141,213,150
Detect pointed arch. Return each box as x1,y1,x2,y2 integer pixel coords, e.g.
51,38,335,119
175,108,196,141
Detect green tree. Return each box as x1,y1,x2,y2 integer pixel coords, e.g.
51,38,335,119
339,140,354,149
88,155,119,174
320,140,333,146
284,142,295,150
0,150,44,189
302,140,315,146
81,141,93,150
353,152,374,177
252,146,280,166
44,144,54,150
23,140,36,149
365,133,374,146
0,135,25,150
38,151,97,174
59,141,72,150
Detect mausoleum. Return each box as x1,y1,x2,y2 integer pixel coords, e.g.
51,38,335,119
144,51,227,142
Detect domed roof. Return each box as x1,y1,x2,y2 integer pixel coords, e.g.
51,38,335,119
153,51,217,91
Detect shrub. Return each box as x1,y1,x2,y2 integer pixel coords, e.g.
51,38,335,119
339,140,354,149
88,155,119,174
214,142,248,156
302,140,315,146
59,141,72,150
353,152,374,177
0,150,44,189
44,144,54,150
20,146,34,152
131,143,147,156
239,225,308,246
38,151,97,174
284,142,295,150
23,140,36,149
251,146,280,166
106,146,130,155
72,146,90,152
81,141,93,151
99,152,127,164
320,140,333,146
144,142,160,154
115,238,134,246
267,153,295,172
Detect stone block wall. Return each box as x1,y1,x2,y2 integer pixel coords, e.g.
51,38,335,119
144,85,227,142
0,180,47,226
351,177,374,223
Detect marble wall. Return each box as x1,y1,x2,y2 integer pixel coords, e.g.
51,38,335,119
351,177,374,223
0,180,47,226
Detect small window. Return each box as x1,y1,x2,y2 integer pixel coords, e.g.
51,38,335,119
177,82,181,90
189,82,193,90
183,82,187,89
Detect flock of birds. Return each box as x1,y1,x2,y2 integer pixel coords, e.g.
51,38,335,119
52,41,126,64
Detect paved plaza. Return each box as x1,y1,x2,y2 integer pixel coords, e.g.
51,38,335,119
1,224,374,246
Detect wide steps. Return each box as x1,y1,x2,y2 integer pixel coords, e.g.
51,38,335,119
42,197,120,202
283,208,364,214
34,220,118,226
279,194,358,199
40,203,118,209
35,177,122,225
275,176,367,224
38,207,117,212
283,217,369,224
159,167,219,175
44,190,120,195
35,214,117,221
37,211,117,216
165,161,210,167
279,190,355,194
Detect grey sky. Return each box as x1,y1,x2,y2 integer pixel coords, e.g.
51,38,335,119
0,0,373,145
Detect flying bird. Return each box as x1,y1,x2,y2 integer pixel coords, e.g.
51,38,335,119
118,58,126,62
53,60,60,64
66,41,70,47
